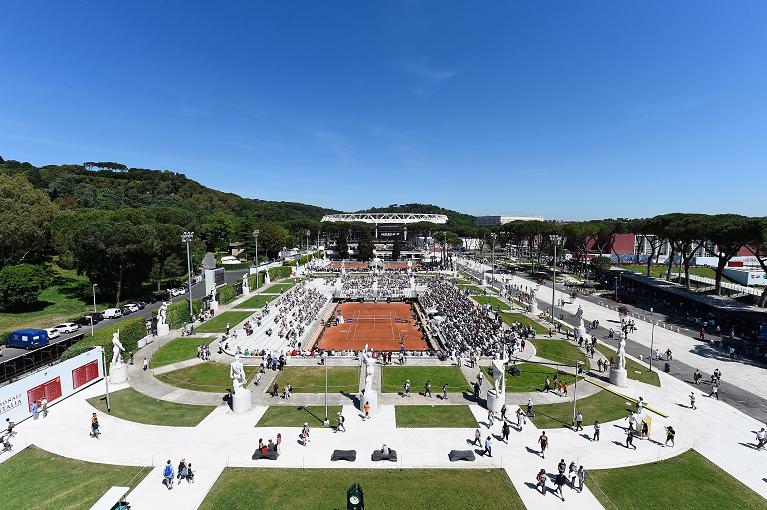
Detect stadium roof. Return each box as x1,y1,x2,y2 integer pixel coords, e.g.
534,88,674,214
321,212,448,225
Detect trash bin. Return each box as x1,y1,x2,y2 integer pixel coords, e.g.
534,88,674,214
664,362,670,373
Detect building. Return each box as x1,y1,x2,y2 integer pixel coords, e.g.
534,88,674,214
475,215,544,226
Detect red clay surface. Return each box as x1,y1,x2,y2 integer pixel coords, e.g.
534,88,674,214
318,302,427,351
328,262,423,270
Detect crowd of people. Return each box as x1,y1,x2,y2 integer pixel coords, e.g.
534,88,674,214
329,272,413,299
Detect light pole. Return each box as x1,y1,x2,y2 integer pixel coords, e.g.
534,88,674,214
305,229,310,254
491,233,497,286
101,346,111,414
649,321,657,372
573,360,583,426
550,235,561,321
324,356,329,425
182,232,194,322
253,230,260,289
91,284,98,336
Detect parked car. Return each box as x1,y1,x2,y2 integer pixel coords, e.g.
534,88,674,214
91,312,104,323
124,303,140,313
135,301,146,310
6,329,49,349
103,308,123,319
120,305,134,315
55,322,80,334
45,328,61,340
169,288,184,297
73,316,94,326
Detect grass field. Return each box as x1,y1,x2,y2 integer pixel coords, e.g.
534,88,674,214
87,387,215,426
200,468,524,510
530,389,632,429
0,265,94,338
235,294,278,309
262,282,295,294
587,449,766,510
0,446,150,510
256,405,342,427
151,336,214,367
458,284,489,294
501,312,548,335
481,362,578,392
595,344,661,387
381,366,469,394
195,311,252,333
618,264,718,280
157,362,259,392
471,295,510,310
270,366,359,394
530,338,590,370
395,405,478,428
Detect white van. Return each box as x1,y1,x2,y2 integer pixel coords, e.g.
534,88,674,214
103,308,123,319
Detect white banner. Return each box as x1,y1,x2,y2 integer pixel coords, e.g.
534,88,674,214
0,348,104,425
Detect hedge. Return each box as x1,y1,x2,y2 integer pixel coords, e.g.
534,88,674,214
165,299,202,329
60,317,147,361
220,262,253,270
284,251,323,266
218,283,237,305
269,266,292,280
247,272,265,289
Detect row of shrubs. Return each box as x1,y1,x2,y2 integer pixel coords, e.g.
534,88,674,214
165,299,202,328
283,251,323,266
60,316,147,361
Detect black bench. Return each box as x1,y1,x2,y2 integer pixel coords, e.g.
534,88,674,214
448,450,476,462
331,449,357,462
371,449,398,462
252,449,279,460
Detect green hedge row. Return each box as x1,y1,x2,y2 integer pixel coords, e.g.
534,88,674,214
60,317,147,361
166,299,202,328
218,283,237,305
220,262,253,270
269,266,292,280
247,272,265,289
283,251,323,266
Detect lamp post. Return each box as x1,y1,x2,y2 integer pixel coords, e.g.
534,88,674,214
649,321,657,372
91,284,98,336
253,230,260,289
324,356,329,425
101,346,111,414
491,233,497,286
573,360,583,426
305,229,310,253
550,235,561,321
181,232,194,322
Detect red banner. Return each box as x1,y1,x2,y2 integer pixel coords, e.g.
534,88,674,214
27,377,62,411
72,360,100,389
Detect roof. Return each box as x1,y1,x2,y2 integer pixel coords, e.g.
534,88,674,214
11,329,47,335
321,213,448,225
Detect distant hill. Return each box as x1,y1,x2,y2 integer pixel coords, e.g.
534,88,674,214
359,203,476,228
0,158,337,222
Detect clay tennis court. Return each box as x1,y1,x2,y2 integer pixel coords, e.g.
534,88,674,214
318,302,428,351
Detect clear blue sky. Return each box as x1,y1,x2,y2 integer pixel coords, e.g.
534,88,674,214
2,1,766,219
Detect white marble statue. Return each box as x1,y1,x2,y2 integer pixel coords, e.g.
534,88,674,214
242,273,249,289
491,358,507,394
111,330,125,366
230,354,246,393
211,285,218,302
157,301,168,325
358,349,374,393
616,338,627,371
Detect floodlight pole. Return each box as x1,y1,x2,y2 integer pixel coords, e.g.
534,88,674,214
572,361,581,426
649,321,656,372
101,346,111,414
254,230,260,289
491,233,497,286
324,357,329,424
550,235,560,321
91,284,98,337
182,232,195,322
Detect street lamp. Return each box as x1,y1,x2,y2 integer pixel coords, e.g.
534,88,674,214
253,230,260,289
181,232,195,322
573,360,583,426
491,233,497,286
649,320,657,372
91,284,98,336
550,235,561,322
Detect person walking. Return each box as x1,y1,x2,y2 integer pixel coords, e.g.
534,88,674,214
577,466,586,493
554,472,566,501
143,357,148,371
424,379,432,397
536,469,547,495
709,383,719,400
442,383,448,400
538,431,548,458
90,413,100,439
516,408,525,428
689,392,696,410
484,435,492,457
474,429,482,446
403,380,411,398
574,412,583,431
502,421,510,443
568,461,577,487
255,371,262,386
487,409,494,428
592,420,600,442
163,460,174,490
336,412,346,433
500,404,507,422
363,401,370,420
31,400,39,420
665,426,675,447
755,428,766,451
693,368,702,384
625,427,636,449
527,398,534,417
41,398,48,418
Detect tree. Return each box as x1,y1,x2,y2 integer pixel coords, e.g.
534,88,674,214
703,214,756,294
391,238,401,261
256,222,290,260
660,214,707,287
629,217,666,277
337,228,349,259
0,174,57,268
744,217,767,306
201,211,237,252
357,228,374,261
0,264,50,310
590,256,612,274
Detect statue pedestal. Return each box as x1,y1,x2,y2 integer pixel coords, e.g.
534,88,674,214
242,284,250,295
109,364,128,384
359,389,378,414
210,300,219,312
231,389,252,414
609,367,628,388
530,301,539,316
486,389,504,414
157,323,170,337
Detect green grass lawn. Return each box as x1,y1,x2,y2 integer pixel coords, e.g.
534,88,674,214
0,265,94,338
151,336,214,367
595,344,660,387
459,284,490,294
381,366,469,394
471,295,510,310
530,338,590,370
156,362,259,392
262,282,295,294
196,311,253,333
0,445,150,510
87,387,215,426
530,389,632,429
270,366,359,393
235,293,278,309
587,449,766,510
256,405,342,427
501,312,548,335
200,468,524,510
618,264,718,280
481,362,577,392
395,405,478,428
